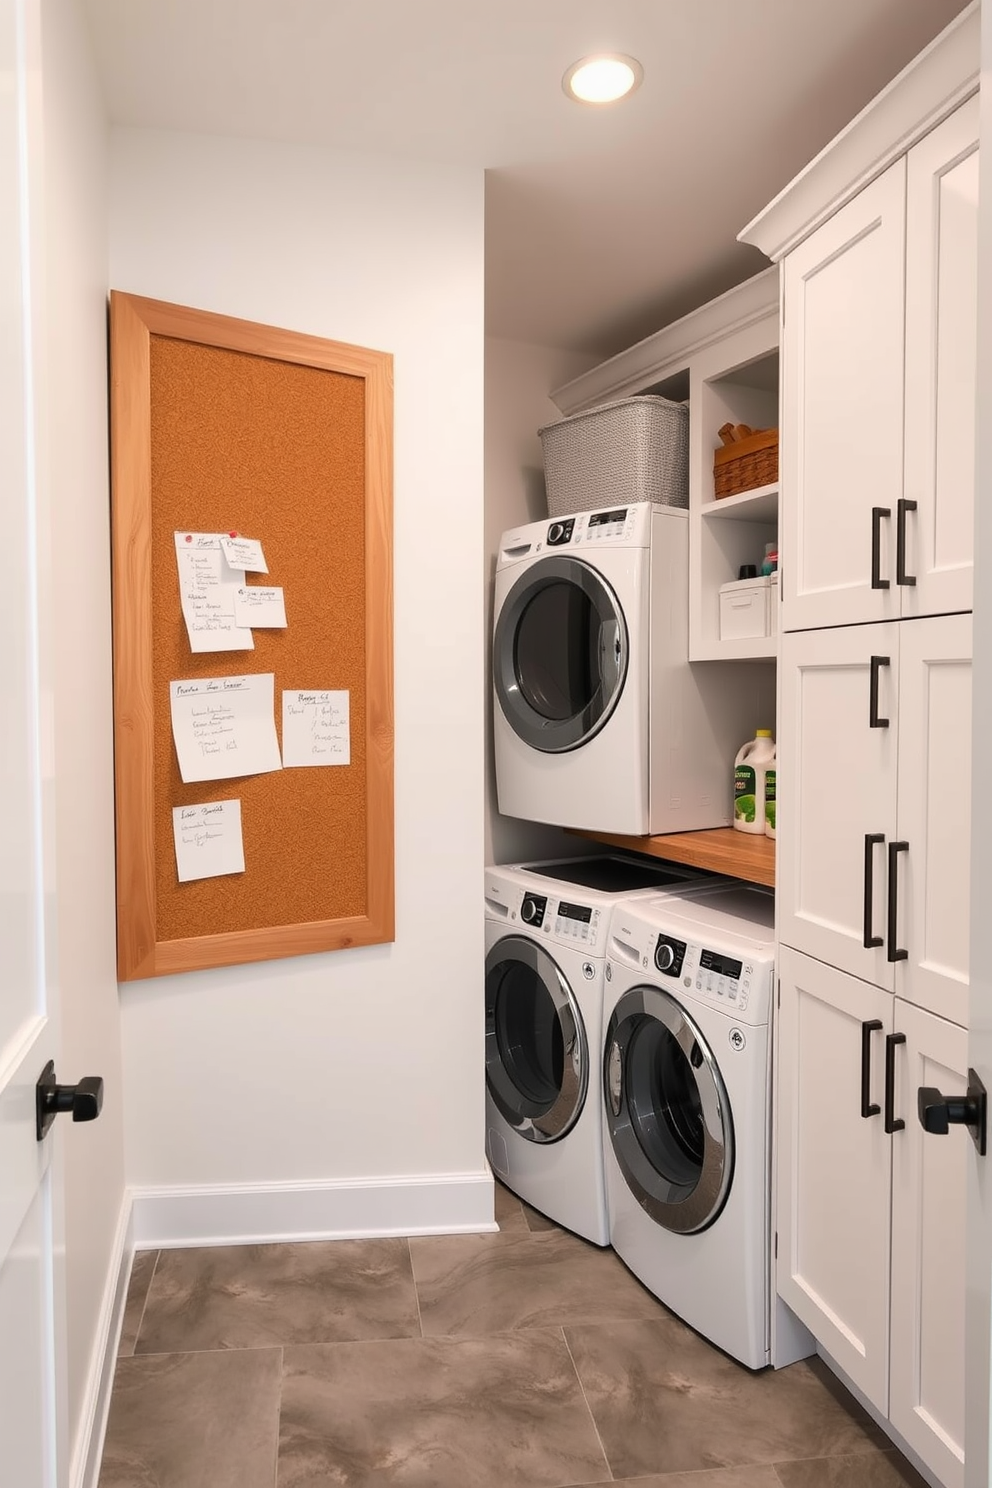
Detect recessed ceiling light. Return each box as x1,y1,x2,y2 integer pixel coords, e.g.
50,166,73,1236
563,54,643,105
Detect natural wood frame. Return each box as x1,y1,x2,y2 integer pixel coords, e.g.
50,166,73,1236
110,292,394,980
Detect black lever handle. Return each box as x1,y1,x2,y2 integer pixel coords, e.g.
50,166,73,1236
36,1060,104,1141
918,1069,988,1156
871,507,891,590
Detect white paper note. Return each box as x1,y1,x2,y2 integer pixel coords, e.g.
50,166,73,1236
172,800,245,882
234,585,287,629
175,532,254,653
282,690,351,767
220,534,268,573
170,674,283,783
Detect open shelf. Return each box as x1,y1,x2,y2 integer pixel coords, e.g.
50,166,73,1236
568,826,775,888
701,482,778,523
692,636,778,662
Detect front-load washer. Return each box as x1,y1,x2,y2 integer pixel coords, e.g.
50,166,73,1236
484,854,726,1246
602,884,776,1368
492,502,774,835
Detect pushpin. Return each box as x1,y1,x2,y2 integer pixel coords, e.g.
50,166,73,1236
229,531,238,539
184,534,192,543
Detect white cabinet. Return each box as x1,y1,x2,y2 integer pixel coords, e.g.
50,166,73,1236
781,98,978,633
777,948,968,1488
778,613,972,1028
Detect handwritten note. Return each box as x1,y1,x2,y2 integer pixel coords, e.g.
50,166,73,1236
174,533,254,653
282,690,351,767
234,586,287,629
172,800,245,882
220,535,268,573
169,674,283,783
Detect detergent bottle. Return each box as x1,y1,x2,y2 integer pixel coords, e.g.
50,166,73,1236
733,729,775,835
764,747,776,839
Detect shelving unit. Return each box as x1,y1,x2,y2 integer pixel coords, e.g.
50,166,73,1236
568,826,775,889
701,480,778,523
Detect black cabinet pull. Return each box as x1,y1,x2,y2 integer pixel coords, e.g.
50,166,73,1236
871,507,891,590
884,1032,906,1134
861,1019,883,1118
896,498,917,587
863,833,884,948
868,656,890,728
887,840,909,963
36,1060,105,1142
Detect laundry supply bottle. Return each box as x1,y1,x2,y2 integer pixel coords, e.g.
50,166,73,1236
764,746,776,839
733,729,775,835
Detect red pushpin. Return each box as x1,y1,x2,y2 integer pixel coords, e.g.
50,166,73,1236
184,534,192,543
228,531,238,538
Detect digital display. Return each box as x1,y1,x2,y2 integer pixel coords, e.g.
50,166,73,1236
558,901,592,923
700,948,742,979
588,509,627,527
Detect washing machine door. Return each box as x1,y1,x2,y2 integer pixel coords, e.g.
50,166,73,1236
604,985,734,1234
493,555,628,753
485,935,588,1143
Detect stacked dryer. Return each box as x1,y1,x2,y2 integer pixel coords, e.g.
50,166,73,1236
484,853,724,1245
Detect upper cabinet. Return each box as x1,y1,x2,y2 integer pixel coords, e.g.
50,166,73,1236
778,98,978,632
550,269,780,663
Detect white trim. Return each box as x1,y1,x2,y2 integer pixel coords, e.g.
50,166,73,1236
550,268,778,415
129,1169,498,1250
69,1193,134,1488
739,2,979,262
815,1343,943,1488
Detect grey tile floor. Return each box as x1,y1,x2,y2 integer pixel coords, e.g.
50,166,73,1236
99,1182,928,1488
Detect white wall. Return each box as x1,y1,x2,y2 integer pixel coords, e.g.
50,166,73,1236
484,336,598,866
40,0,126,1472
110,128,487,1228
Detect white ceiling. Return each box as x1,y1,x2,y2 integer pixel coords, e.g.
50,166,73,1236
82,0,970,358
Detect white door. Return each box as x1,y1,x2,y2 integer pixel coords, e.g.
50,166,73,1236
776,947,893,1412
903,97,979,621
890,998,967,1488
780,160,906,633
895,614,972,1028
0,0,66,1483
778,626,897,985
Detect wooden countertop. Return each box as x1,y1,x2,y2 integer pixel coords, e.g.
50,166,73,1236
568,826,775,889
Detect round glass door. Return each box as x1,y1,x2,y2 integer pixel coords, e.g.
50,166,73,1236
604,985,734,1233
493,555,628,753
485,935,587,1143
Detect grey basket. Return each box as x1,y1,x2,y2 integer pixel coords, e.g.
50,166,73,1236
538,395,689,518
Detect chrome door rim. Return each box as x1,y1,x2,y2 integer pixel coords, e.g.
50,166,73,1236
485,934,587,1143
493,555,628,753
604,984,734,1233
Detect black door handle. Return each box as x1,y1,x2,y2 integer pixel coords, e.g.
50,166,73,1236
871,507,891,590
884,1032,906,1134
887,840,909,963
861,1019,883,1118
868,656,890,728
864,833,884,948
919,1069,988,1156
896,499,917,586
36,1060,104,1141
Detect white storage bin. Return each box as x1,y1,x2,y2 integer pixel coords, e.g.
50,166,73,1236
720,575,770,641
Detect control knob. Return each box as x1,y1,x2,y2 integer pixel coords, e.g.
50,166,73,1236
521,896,542,925
655,941,675,972
548,522,565,544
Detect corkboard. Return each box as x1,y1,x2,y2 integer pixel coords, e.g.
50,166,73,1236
110,293,394,980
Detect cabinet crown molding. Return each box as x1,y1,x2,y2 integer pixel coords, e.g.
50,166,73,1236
738,1,979,263
550,266,778,417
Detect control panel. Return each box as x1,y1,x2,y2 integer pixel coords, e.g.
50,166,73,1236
520,893,546,928
658,934,754,1011
546,517,575,546
552,899,600,947
584,507,633,542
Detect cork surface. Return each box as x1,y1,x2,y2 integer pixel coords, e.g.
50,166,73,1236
149,335,367,939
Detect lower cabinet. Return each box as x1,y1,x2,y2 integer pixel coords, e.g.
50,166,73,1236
776,945,967,1488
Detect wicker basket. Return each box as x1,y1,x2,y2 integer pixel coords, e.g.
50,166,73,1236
538,395,689,518
713,423,779,499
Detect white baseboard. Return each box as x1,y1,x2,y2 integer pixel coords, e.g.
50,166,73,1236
70,1192,134,1488
130,1168,497,1249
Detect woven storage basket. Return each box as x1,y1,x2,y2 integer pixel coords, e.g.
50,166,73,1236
538,395,689,518
713,423,779,499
